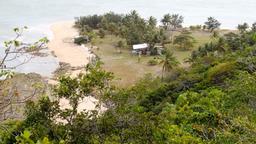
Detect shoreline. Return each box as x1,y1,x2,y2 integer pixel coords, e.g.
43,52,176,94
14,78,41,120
46,21,104,113
47,21,92,79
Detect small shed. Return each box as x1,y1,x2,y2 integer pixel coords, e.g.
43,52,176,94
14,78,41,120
133,43,148,50
132,43,149,54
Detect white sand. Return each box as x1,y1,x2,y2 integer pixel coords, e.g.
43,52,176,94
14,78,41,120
47,21,93,83
48,21,90,68
47,21,104,115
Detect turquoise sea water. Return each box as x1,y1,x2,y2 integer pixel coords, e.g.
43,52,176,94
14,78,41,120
0,0,256,76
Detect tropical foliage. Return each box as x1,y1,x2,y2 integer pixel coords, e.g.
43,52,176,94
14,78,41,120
204,17,221,32
174,30,196,50
1,13,256,144
75,11,169,53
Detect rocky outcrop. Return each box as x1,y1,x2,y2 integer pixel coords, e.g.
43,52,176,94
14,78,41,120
0,73,49,121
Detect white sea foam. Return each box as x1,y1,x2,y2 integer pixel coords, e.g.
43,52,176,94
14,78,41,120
0,23,59,78
28,23,54,40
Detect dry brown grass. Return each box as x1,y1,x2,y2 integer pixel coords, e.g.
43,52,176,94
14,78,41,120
89,29,231,87
90,35,161,87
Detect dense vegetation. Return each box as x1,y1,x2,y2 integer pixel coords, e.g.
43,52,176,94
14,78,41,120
74,11,175,54
74,11,222,54
1,12,256,144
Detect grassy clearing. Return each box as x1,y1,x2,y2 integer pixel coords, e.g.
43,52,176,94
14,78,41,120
89,30,225,87
168,30,213,63
90,35,162,87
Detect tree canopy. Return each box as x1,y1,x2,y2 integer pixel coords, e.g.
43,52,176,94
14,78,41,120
1,13,256,144
174,30,196,50
204,17,221,32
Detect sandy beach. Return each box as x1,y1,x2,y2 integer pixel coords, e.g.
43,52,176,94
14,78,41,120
48,21,104,114
48,21,92,77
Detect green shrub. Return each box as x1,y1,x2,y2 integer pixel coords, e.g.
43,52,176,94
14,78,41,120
74,36,89,45
98,28,106,38
75,15,103,29
189,25,202,31
207,62,236,83
148,59,159,66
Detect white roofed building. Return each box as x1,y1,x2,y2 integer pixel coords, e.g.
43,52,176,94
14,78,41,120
132,43,149,55
133,43,148,50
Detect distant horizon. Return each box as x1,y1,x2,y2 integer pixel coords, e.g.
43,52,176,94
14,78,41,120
1,1,256,143
1,0,255,76
1,0,255,32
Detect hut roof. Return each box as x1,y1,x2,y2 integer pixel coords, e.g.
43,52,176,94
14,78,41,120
133,43,148,50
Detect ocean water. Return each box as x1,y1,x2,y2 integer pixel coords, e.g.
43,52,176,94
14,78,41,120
0,0,256,76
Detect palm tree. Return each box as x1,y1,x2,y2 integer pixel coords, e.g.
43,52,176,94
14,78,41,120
252,22,256,32
130,10,139,20
162,14,184,44
161,14,171,30
204,17,221,32
160,49,179,79
148,16,157,27
237,23,249,34
169,14,184,30
161,14,184,30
